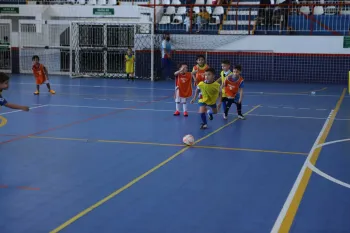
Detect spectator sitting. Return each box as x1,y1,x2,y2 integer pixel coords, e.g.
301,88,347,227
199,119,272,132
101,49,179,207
196,8,210,33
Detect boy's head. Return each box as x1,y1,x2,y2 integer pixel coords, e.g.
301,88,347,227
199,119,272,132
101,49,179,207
233,64,242,75
0,72,10,90
196,55,206,66
127,48,132,55
205,68,215,82
32,55,40,65
221,60,230,72
179,62,188,73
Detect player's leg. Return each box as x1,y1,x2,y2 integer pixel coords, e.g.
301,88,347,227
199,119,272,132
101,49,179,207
126,73,130,81
224,98,234,119
182,98,188,117
207,103,218,121
174,89,181,116
34,84,40,95
199,104,208,129
221,97,228,118
44,80,55,94
130,72,135,82
235,101,245,119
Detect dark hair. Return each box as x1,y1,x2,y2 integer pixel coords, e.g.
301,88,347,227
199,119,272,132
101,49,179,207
221,60,230,65
178,62,188,68
32,55,40,61
205,68,216,75
234,64,242,71
0,72,10,84
196,55,205,61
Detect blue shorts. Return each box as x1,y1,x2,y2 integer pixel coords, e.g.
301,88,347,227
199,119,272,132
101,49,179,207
198,102,217,108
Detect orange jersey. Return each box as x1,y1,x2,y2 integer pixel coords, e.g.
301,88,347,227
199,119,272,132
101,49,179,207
224,75,244,98
192,64,209,85
176,72,192,98
32,64,47,85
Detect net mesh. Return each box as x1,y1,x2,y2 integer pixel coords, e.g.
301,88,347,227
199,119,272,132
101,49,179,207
19,20,70,75
152,34,349,84
70,21,154,79
0,19,12,73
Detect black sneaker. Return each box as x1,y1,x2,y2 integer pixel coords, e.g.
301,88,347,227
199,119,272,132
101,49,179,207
200,123,208,129
238,114,245,120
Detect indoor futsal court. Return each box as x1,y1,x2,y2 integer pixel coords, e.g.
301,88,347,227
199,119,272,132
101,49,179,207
0,74,349,233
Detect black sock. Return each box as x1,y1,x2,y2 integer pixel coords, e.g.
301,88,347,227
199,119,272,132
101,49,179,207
36,85,40,91
46,83,51,90
236,102,242,115
126,74,130,80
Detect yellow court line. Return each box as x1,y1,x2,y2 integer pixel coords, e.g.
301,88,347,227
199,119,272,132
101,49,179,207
276,88,346,233
49,105,260,233
0,116,7,128
28,135,306,156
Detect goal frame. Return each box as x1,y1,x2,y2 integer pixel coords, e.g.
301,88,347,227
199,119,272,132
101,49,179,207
69,20,155,81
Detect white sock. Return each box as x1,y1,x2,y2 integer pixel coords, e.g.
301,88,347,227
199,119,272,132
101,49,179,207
183,103,187,112
176,103,180,111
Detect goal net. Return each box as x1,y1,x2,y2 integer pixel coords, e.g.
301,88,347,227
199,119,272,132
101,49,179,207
70,21,154,80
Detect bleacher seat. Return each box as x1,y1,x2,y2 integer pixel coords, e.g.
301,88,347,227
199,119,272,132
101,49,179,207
313,6,324,15
176,7,187,15
171,15,183,24
165,6,176,15
98,0,107,5
159,16,171,24
195,0,205,4
300,6,310,15
212,6,224,15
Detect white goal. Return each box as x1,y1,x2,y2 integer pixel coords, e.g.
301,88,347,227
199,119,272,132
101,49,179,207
69,21,154,80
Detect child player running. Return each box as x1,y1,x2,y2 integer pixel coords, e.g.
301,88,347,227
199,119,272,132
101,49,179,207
0,72,29,111
191,68,221,129
216,60,245,120
125,47,135,81
32,55,56,95
174,63,192,117
191,55,209,87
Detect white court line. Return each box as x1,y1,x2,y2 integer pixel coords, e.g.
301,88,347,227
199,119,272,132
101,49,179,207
47,104,341,121
305,138,350,189
270,109,334,233
307,162,350,189
11,82,344,97
0,104,49,115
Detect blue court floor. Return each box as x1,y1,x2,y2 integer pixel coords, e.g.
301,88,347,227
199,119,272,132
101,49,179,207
0,74,350,233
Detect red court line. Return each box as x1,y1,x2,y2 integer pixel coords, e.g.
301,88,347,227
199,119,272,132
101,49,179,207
0,95,172,145
0,185,8,189
17,186,40,191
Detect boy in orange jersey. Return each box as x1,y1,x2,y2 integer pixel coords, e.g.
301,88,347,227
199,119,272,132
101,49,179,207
191,55,209,86
174,63,192,117
32,55,56,95
222,64,245,120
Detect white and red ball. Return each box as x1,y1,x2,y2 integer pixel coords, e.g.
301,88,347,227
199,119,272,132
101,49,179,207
183,134,194,146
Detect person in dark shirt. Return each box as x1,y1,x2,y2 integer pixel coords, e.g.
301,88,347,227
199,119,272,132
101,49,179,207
0,72,29,111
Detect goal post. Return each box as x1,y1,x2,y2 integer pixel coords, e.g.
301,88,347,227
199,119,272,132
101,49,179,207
69,21,154,81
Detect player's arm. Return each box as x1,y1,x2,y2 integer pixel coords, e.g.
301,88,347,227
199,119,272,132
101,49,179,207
217,88,222,110
43,66,49,80
190,88,200,104
238,81,244,104
4,102,29,111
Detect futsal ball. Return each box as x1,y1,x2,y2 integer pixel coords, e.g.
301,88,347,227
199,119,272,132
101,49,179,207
183,134,194,146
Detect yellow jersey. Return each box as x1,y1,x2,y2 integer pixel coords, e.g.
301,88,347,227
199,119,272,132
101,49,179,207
219,70,233,98
197,81,220,106
125,54,135,74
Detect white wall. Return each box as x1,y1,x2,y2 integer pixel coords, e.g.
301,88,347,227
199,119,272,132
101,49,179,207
0,5,140,18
